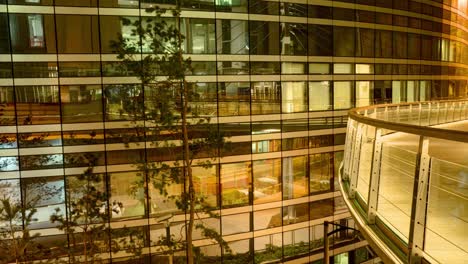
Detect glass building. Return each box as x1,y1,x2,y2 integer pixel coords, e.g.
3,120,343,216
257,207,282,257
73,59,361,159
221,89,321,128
0,0,467,263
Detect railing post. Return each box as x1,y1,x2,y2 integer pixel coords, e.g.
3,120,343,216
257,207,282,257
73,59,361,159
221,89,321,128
367,128,383,224
417,103,422,126
435,102,440,125
349,123,364,199
408,137,431,264
427,102,432,125
343,119,355,179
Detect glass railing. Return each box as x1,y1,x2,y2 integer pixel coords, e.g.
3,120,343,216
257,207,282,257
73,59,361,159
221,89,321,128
340,100,468,264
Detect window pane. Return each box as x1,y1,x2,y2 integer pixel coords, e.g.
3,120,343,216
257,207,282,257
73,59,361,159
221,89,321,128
0,87,15,125
218,82,250,116
222,213,250,235
308,25,332,56
282,156,308,199
249,0,279,15
216,19,248,54
356,81,373,107
282,81,307,113
193,166,218,208
56,15,100,53
110,171,145,219
251,81,281,114
183,18,215,54
281,62,305,74
281,23,307,55
221,162,251,208
356,28,374,57
310,153,333,194
61,85,103,123
333,63,353,74
104,84,144,121
254,207,281,230
15,86,60,124
249,21,280,55
334,26,355,57
0,14,10,53
59,61,101,77
23,177,65,228
215,0,247,12
217,61,249,75
309,81,331,111
253,158,281,204
9,14,56,53
375,30,392,58
333,81,353,110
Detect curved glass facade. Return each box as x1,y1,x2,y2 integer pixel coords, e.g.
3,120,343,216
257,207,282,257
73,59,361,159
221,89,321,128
0,0,467,263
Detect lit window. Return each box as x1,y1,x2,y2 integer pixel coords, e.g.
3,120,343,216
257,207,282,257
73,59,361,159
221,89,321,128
28,15,44,47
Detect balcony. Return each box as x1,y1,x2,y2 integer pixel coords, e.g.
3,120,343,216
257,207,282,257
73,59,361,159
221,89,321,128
339,100,468,264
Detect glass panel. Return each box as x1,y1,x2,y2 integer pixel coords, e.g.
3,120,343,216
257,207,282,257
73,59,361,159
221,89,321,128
356,125,375,203
377,133,419,242
334,27,355,57
59,61,101,77
23,177,65,228
309,81,331,111
104,84,144,121
249,21,280,55
221,162,251,208
333,81,353,110
15,86,60,125
356,81,373,107
0,87,16,125
251,62,280,75
193,166,218,208
281,81,307,113
254,207,281,230
283,228,309,257
0,14,9,54
18,131,61,148
217,61,249,75
61,85,103,123
56,15,100,53
249,0,279,15
308,25,333,56
215,0,247,13
426,154,468,263
222,212,250,235
309,63,330,74
216,19,248,54
310,153,333,194
283,202,309,224
282,156,308,199
253,158,281,204
254,233,282,263
110,171,145,219
251,81,280,115
309,199,333,220
281,23,307,55
218,82,250,116
182,18,215,54
333,63,353,74
9,14,56,53
224,239,252,263
13,62,57,78
281,62,305,74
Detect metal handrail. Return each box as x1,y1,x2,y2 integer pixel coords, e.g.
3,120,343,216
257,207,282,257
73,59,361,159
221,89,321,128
348,100,468,143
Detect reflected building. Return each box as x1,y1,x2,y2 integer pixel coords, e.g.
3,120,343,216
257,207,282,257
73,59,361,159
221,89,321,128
0,0,467,263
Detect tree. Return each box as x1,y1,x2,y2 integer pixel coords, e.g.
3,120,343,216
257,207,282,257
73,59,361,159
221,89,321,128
111,3,229,263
